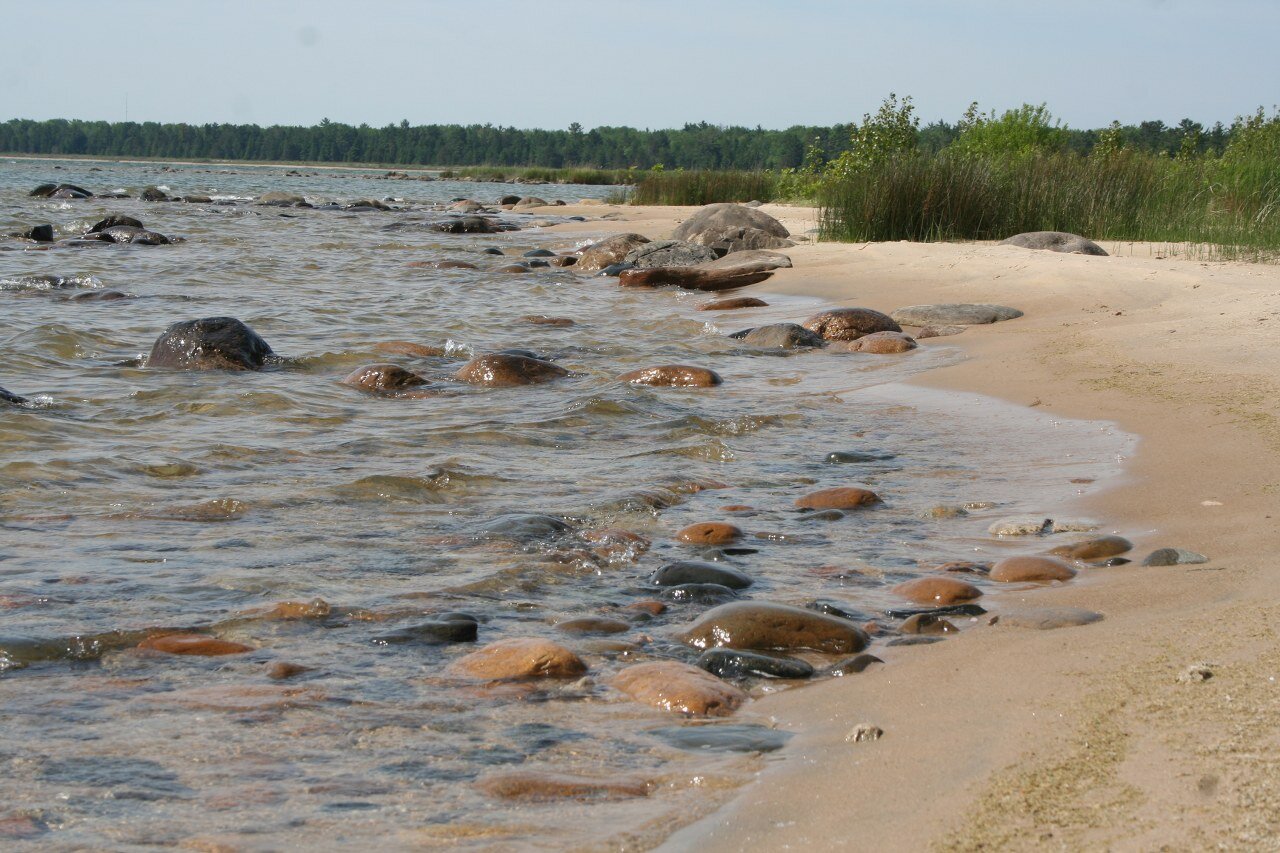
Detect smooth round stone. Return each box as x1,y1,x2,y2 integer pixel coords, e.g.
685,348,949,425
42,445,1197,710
660,583,740,605
649,724,791,753
477,770,647,801
448,638,586,680
802,307,900,341
998,607,1103,629
478,513,571,540
455,353,569,386
732,323,826,349
373,619,478,645
696,648,814,680
826,653,883,676
137,634,253,656
342,363,429,393
676,522,743,545
899,613,958,635
794,487,881,510
523,249,555,257
892,577,983,606
989,556,1078,583
650,561,752,590
699,297,769,311
555,617,630,635
1049,535,1133,561
677,601,870,654
836,331,918,354
610,661,746,716
1142,548,1209,567
372,340,447,358
618,365,722,387
891,303,1024,326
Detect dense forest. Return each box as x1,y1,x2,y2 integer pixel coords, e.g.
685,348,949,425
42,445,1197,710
0,113,1237,170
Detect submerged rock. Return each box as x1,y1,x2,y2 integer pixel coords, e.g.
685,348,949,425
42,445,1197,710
649,724,791,752
732,323,825,349
675,522,743,545
455,354,569,386
677,601,869,654
802,307,901,342
449,638,586,680
1049,535,1133,561
372,618,478,645
650,560,753,590
342,364,429,393
832,331,918,354
1000,231,1108,256
147,317,274,371
989,555,1077,583
699,296,770,311
137,633,253,656
660,583,740,606
794,487,881,510
611,661,746,716
477,771,648,801
1,386,28,406
892,577,983,606
997,607,1103,630
696,648,813,680
618,365,722,387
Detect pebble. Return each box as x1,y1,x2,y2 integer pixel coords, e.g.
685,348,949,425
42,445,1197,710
448,638,587,680
845,724,884,743
989,556,1077,583
794,487,881,510
892,577,983,606
676,522,743,545
610,661,746,716
826,653,883,676
1178,663,1214,683
1142,547,1209,566
900,613,958,634
677,601,870,654
698,296,769,311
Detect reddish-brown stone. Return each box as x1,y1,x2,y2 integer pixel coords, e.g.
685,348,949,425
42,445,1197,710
989,555,1078,583
676,522,743,545
618,365,722,387
448,638,587,680
610,661,746,716
697,296,770,311
795,487,881,510
892,577,983,606
138,633,253,656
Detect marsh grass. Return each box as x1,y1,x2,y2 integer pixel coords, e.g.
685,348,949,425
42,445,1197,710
436,166,635,185
629,171,783,205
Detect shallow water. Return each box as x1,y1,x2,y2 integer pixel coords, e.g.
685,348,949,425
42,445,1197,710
0,158,1135,849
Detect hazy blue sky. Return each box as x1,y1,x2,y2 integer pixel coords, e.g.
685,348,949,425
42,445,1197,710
4,0,1277,130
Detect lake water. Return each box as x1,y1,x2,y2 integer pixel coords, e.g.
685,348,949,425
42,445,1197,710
0,158,1134,849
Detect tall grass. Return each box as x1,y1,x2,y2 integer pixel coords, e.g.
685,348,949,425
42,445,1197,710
629,170,782,205
436,166,635,185
819,151,1280,259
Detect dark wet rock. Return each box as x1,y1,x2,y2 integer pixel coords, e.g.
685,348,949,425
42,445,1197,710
147,317,273,371
802,307,901,342
88,215,144,233
651,560,752,590
892,577,982,605
887,635,944,646
672,203,791,249
0,387,29,406
805,599,875,622
732,323,826,349
95,225,172,245
478,513,571,541
611,661,746,716
345,199,391,211
597,262,635,277
932,560,992,574
623,239,718,269
520,315,575,326
577,234,651,271
455,354,569,386
824,450,894,464
696,648,813,680
830,331,918,354
900,613,958,634
137,633,253,656
69,289,130,302
997,607,1104,630
478,247,504,255
513,196,549,209
373,618,478,645
267,662,313,680
649,724,791,753
139,186,169,202
526,259,551,268
182,194,213,204
549,255,578,267
618,266,773,290
699,296,770,311
885,603,987,620
30,183,93,199
406,259,479,270
1142,547,1209,567
617,365,722,387
523,248,555,258
477,771,647,801
21,224,55,242
798,508,845,522
256,191,308,207
678,601,870,654
498,195,522,206
556,617,630,635
1049,535,1133,561
660,583,740,606
437,216,505,234
826,653,884,676
342,363,429,393
449,638,587,680
989,555,1077,582
891,303,1024,326
795,487,881,510
676,522,743,546
1000,231,1108,256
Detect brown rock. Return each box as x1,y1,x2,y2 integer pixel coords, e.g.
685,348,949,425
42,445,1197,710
556,617,630,635
698,296,770,311
497,264,531,273
138,633,253,656
989,555,1078,583
264,599,331,620
477,770,649,801
1049,535,1133,561
934,560,991,574
618,266,773,291
916,325,965,339
618,365,722,387
519,315,575,326
610,661,746,716
849,331,918,354
342,363,429,393
405,259,478,270
372,340,446,358
577,233,651,271
448,637,587,680
677,601,870,654
676,522,743,545
795,487,881,510
548,255,579,267
455,354,569,386
892,577,983,606
266,662,312,680
626,600,667,617
802,307,901,342
900,613,958,634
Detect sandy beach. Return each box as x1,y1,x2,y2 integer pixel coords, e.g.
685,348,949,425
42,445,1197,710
545,203,1280,849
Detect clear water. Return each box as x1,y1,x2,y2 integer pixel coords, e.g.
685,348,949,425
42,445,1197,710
0,158,1134,849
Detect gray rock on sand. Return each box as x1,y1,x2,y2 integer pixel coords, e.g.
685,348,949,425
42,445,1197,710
512,196,550,209
1142,548,1209,566
623,239,718,269
147,317,274,371
577,233,651,271
696,226,795,254
996,607,1103,630
730,323,826,350
1000,231,1108,256
699,249,793,274
892,304,1024,326
673,203,792,256
987,516,1099,536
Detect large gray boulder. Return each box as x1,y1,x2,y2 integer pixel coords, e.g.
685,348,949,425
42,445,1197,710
891,304,1023,326
624,239,718,268
1000,232,1107,256
698,225,795,254
674,203,790,243
577,233,651,271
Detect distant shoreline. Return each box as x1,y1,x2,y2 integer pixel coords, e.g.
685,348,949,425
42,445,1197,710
1,152,445,173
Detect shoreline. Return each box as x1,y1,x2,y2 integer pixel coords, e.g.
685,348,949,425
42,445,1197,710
542,204,1280,848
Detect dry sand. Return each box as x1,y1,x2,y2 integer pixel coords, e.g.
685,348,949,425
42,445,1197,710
541,203,1280,850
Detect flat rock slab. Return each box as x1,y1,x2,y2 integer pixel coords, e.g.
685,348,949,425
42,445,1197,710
699,249,793,273
892,303,1023,326
998,607,1103,630
1142,547,1209,566
1000,231,1108,256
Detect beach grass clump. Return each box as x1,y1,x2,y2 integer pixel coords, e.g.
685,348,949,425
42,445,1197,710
628,170,782,205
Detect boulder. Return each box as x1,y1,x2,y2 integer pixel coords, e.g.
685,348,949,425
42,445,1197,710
891,303,1024,326
139,186,169,202
436,216,502,234
803,308,901,342
256,191,308,207
676,522,743,545
672,203,791,245
455,353,569,386
989,555,1077,583
618,266,773,290
699,296,770,311
1000,231,1108,256
1049,535,1133,561
618,365,722,387
892,577,982,606
731,323,826,349
677,601,870,654
147,317,274,371
696,226,796,254
623,239,718,269
448,638,586,680
610,661,746,716
342,364,429,393
1,386,29,406
577,233,651,271
795,487,881,510
30,183,93,199
650,560,753,590
88,215,144,233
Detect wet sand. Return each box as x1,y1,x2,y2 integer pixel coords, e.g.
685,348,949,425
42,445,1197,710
543,203,1280,849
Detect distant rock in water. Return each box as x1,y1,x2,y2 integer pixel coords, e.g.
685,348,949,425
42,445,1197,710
29,183,93,199
436,216,509,234
139,186,170,202
88,215,144,233
18,224,56,242
256,191,309,207
88,225,172,245
455,353,569,386
147,317,274,371
342,364,429,393
1,386,29,406
1000,231,1108,256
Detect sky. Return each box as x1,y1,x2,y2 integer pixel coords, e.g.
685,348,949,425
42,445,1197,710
3,0,1277,131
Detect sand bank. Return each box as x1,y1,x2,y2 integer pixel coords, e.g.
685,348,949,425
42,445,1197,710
545,204,1280,849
